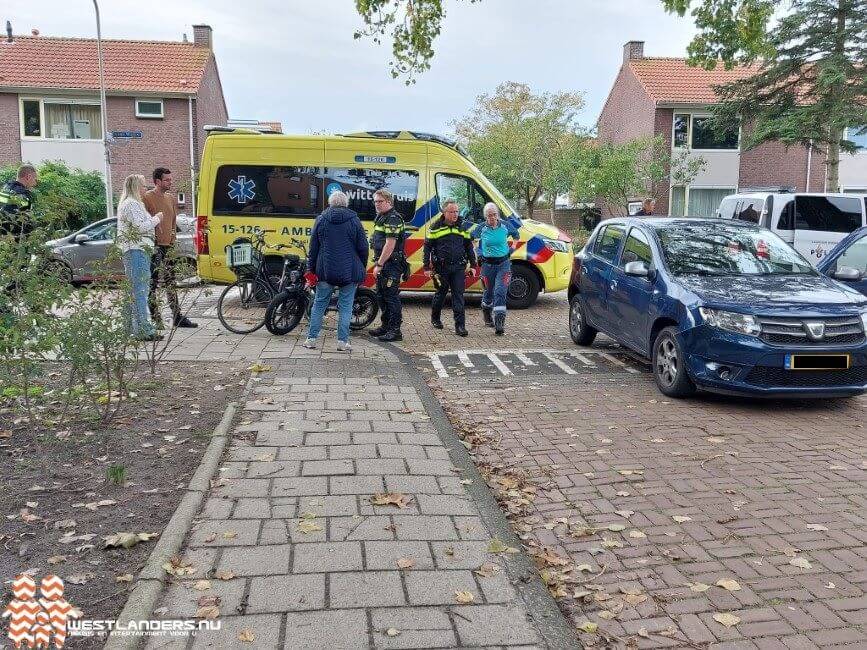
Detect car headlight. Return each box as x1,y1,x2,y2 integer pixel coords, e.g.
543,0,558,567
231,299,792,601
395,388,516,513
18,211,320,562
541,237,571,253
699,307,761,337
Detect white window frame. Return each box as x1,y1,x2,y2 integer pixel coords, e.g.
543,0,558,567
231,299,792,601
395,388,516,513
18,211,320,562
135,98,164,119
844,126,867,152
671,112,740,153
19,97,103,142
177,191,186,206
668,184,737,217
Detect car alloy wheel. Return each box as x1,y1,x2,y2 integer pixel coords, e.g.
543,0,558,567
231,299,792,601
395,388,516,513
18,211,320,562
509,276,529,300
656,337,679,387
570,299,582,338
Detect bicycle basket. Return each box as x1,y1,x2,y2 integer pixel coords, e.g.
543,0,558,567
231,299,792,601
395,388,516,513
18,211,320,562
225,242,259,278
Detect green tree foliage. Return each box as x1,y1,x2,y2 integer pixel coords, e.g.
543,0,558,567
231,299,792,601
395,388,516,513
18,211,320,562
0,161,106,231
663,0,867,191
573,136,706,216
452,82,586,218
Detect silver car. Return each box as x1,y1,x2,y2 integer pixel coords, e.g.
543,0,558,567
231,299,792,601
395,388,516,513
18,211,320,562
47,215,197,284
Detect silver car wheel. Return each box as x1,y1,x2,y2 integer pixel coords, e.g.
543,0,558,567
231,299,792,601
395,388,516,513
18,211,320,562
656,337,679,387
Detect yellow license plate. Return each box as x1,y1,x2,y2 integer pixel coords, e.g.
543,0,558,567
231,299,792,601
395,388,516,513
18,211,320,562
785,354,850,370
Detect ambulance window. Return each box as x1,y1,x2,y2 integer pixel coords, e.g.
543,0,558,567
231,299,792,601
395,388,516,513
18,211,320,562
321,168,419,221
213,165,321,216
435,173,491,224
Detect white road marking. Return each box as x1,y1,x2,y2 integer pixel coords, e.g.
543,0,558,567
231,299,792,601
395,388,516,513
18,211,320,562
600,352,640,374
456,352,475,368
568,351,597,367
487,353,513,376
514,353,536,366
430,354,449,379
541,352,578,375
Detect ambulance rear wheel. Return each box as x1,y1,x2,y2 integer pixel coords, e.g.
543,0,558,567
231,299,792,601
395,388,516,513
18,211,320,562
507,265,539,309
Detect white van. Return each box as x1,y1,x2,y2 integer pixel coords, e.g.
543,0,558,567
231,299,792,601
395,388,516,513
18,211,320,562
716,191,867,265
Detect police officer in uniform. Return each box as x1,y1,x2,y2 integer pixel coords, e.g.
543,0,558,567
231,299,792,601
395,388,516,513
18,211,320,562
369,189,407,342
423,200,477,336
0,165,38,238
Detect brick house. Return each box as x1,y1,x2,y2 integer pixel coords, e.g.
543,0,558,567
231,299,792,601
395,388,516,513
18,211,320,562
597,41,867,216
0,24,228,213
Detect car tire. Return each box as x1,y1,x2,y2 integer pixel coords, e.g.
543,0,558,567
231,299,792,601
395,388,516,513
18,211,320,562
569,295,597,346
651,326,696,398
507,265,540,309
46,260,73,284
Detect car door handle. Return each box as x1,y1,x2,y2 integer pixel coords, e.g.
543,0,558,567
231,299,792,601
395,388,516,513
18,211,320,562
610,280,618,290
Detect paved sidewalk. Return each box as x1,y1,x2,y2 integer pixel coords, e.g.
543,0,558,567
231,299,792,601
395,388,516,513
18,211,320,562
146,347,570,649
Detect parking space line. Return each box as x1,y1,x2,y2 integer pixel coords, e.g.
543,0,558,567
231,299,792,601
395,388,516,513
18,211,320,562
600,352,640,374
568,351,597,367
487,353,513,376
457,352,475,368
430,354,449,379
514,353,536,366
542,352,578,375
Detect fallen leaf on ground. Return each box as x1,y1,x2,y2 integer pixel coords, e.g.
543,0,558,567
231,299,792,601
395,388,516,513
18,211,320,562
238,628,256,643
193,580,211,591
163,556,196,577
614,510,634,519
103,532,158,549
607,524,626,532
487,538,519,554
638,627,650,638
369,492,413,508
825,582,835,589
713,613,740,627
706,437,725,443
536,549,570,567
396,558,415,570
806,523,828,532
672,515,692,523
54,519,77,530
385,628,400,638
47,555,67,565
688,582,711,592
248,363,272,374
601,538,623,549
616,491,631,497
575,564,593,573
115,574,134,583
82,499,117,511
598,610,617,620
577,622,598,634
474,563,499,578
215,571,235,581
222,530,238,539
298,511,317,520
716,579,741,592
195,605,220,620
624,593,648,606
203,533,217,543
789,557,812,569
454,590,474,604
629,530,647,539
0,430,11,439
296,521,323,534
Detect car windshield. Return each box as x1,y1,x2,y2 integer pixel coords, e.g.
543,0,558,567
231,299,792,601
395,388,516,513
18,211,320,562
657,223,816,276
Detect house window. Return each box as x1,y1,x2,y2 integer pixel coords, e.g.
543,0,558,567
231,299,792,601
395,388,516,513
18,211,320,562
670,186,686,217
177,192,186,206
691,117,738,150
22,100,41,137
845,126,867,150
688,188,736,217
43,101,102,139
135,99,164,119
673,114,689,148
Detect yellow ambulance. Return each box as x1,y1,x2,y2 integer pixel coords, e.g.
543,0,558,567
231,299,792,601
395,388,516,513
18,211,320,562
194,129,573,308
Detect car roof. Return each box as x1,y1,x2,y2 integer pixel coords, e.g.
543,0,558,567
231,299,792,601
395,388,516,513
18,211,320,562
602,217,761,231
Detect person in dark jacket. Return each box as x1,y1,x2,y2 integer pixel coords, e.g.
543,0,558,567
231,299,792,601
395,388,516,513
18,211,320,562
423,200,477,336
368,189,407,342
303,191,370,351
635,198,656,216
0,165,38,238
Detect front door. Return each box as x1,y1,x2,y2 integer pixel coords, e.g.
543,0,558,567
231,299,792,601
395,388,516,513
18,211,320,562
607,227,655,354
75,219,121,278
581,224,625,332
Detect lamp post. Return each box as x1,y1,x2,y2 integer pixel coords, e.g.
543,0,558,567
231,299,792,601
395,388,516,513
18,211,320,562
93,0,113,218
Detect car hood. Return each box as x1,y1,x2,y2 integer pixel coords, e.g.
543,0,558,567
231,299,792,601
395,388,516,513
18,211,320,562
679,274,867,312
45,234,73,248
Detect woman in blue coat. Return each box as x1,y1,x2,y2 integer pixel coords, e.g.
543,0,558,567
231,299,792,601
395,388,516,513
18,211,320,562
471,203,520,335
303,191,370,351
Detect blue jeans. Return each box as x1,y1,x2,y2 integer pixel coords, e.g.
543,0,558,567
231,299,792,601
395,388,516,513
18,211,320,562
481,259,511,313
307,281,357,342
122,248,155,338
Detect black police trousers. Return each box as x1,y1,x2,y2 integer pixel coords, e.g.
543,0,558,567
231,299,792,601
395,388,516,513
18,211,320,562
431,267,467,327
376,273,403,333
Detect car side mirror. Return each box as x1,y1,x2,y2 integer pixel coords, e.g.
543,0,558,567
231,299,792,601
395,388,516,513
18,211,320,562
73,234,91,244
624,260,651,278
834,266,862,281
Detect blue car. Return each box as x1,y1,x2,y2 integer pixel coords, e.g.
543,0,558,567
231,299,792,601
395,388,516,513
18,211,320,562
817,226,867,296
568,218,867,398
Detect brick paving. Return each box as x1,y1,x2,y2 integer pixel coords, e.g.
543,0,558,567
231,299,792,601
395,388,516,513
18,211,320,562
145,333,557,648
431,360,867,648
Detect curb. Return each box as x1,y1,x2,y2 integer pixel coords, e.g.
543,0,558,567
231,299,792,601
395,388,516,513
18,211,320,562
375,340,582,650
104,401,238,650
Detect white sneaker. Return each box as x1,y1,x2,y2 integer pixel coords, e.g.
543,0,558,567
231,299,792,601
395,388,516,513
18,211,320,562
336,340,351,352
302,338,317,349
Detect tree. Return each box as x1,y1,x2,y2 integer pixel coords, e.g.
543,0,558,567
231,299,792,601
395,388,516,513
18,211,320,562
663,0,867,191
452,82,586,218
573,136,706,216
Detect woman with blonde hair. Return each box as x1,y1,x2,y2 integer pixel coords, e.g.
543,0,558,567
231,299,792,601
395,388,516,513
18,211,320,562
117,174,163,341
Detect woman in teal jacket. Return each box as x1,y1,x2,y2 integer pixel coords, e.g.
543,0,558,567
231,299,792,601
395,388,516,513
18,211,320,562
471,203,520,335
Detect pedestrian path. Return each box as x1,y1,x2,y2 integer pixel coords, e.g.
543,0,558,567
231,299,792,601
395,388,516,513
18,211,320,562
145,353,558,649
427,348,644,379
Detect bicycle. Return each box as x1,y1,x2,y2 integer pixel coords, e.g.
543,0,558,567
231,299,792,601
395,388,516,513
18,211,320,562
216,230,297,334
264,240,379,336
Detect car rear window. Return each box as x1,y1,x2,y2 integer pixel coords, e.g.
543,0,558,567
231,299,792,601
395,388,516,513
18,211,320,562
795,196,863,233
594,225,625,263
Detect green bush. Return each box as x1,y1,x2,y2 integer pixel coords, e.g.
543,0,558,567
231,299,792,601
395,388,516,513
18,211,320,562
0,161,106,232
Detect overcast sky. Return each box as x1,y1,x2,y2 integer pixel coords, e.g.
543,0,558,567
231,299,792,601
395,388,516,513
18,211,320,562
9,0,697,135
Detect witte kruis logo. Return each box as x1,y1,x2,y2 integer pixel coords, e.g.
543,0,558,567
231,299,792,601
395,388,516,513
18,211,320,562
2,574,80,649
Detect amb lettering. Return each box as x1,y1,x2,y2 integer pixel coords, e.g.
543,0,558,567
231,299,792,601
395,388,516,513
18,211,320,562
281,226,312,236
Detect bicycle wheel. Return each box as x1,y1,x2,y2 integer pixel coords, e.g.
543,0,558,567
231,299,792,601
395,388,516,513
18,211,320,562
265,291,307,335
350,287,379,330
217,278,273,334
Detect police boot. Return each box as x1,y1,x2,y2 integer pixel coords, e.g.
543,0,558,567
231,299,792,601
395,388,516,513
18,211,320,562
455,324,468,337
378,330,403,342
431,315,444,329
494,312,505,335
369,325,387,337
482,307,493,327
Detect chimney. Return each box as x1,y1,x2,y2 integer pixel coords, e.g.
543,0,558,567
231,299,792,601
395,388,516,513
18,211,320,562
623,40,644,63
31,28,39,36
192,24,212,49
6,21,12,43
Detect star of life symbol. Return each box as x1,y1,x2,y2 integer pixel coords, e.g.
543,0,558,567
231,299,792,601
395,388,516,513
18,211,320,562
228,175,256,204
3,574,79,649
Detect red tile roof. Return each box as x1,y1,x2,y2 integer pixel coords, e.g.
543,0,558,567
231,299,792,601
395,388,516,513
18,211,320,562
628,58,759,104
0,35,212,94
